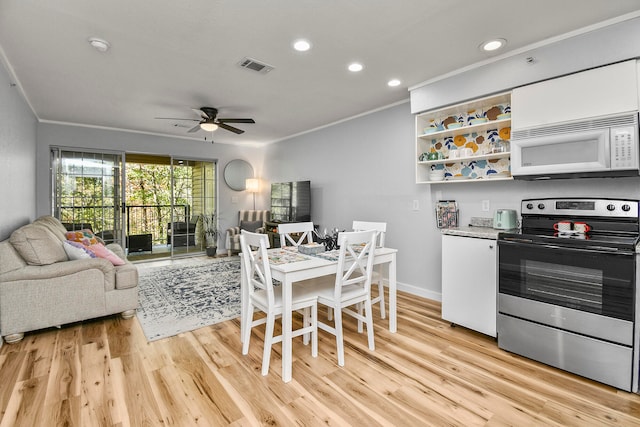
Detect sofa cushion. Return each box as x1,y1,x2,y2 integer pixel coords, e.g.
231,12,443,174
106,243,126,260
33,215,68,242
9,224,68,265
63,240,97,260
240,220,263,232
88,243,126,266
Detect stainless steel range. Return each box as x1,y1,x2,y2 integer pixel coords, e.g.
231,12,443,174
497,198,640,392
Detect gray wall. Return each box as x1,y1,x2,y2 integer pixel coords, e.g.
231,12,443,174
264,101,443,300
0,63,37,240
36,123,266,248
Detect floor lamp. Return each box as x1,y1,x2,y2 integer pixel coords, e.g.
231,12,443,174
245,178,260,210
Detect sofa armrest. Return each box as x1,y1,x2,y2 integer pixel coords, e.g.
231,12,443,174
226,226,241,236
225,226,241,253
226,226,265,235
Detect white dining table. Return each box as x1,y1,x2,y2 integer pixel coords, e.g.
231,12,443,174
240,246,398,383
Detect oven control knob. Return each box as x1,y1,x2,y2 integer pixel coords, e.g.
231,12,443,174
622,204,631,212
537,203,545,210
526,203,534,210
607,204,616,211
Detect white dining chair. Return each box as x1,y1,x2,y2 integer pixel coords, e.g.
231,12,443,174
302,230,377,367
277,222,314,248
352,220,387,319
239,230,318,376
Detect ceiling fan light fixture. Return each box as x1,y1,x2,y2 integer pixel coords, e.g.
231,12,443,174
200,122,218,132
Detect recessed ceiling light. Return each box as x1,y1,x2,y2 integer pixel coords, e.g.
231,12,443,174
293,39,311,52
348,62,363,72
88,37,111,53
387,79,401,87
480,38,507,52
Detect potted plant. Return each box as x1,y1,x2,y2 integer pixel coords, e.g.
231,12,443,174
198,212,218,257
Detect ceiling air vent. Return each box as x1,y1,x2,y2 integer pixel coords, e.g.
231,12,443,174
238,57,274,74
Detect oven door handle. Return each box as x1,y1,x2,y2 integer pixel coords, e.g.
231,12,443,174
499,239,635,255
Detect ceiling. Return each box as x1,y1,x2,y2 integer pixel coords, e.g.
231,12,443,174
1,1,639,146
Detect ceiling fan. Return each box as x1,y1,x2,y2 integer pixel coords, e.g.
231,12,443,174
156,107,255,134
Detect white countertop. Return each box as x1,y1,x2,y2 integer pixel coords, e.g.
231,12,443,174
440,226,514,240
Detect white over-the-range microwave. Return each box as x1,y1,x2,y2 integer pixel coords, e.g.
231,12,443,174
510,112,640,180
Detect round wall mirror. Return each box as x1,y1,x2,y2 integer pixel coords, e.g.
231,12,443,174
224,159,254,191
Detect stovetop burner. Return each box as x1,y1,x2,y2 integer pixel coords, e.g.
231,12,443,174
499,198,640,253
500,229,639,251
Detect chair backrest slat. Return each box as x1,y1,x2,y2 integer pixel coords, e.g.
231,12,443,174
239,230,275,306
333,230,377,299
352,220,386,247
277,222,314,247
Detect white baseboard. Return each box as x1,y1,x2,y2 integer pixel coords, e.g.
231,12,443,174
382,279,442,302
397,281,442,302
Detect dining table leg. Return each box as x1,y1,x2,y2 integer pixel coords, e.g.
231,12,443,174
389,253,397,333
282,277,293,382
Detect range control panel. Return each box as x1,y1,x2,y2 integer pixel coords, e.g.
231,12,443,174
521,198,639,218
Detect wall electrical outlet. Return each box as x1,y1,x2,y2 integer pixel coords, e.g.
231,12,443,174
482,200,490,212
412,199,420,211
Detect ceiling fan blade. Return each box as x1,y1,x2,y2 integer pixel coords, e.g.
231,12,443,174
218,122,245,134
217,118,255,124
199,107,219,120
155,117,200,121
187,124,202,133
192,108,210,119
156,108,249,135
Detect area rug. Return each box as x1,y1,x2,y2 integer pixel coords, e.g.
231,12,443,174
136,257,241,341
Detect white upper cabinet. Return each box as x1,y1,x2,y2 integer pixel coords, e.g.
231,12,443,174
511,60,639,131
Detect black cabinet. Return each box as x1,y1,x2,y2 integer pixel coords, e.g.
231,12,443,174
127,234,153,252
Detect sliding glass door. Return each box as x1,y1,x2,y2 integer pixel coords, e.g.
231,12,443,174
52,148,217,261
51,149,124,246
169,158,217,257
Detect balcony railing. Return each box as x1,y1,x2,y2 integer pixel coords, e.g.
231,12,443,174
59,204,194,246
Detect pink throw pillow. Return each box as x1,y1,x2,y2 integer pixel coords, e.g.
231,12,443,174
88,243,126,266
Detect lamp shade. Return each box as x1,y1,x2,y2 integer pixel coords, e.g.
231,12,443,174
245,178,260,193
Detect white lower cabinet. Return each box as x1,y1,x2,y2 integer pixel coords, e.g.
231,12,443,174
441,234,497,337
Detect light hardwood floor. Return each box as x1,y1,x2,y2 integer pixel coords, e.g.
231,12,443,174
1,290,639,426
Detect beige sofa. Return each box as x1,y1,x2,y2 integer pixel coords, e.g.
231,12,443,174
0,216,138,344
